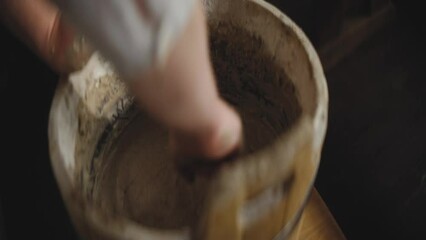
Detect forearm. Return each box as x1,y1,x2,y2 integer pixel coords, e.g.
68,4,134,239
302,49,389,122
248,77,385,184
1,0,60,68
0,0,91,73
0,0,242,159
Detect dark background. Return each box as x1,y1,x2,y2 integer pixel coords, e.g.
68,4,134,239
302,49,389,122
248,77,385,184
0,14,77,239
1,0,425,239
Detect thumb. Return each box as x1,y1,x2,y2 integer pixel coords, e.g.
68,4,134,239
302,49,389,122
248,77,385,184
170,99,242,160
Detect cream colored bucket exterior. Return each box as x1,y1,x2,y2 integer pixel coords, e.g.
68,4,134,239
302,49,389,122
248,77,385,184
48,0,328,239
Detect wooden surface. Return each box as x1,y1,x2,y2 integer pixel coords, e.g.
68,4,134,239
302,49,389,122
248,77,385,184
290,189,346,240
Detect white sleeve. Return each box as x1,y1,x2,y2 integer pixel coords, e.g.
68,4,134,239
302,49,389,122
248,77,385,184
52,0,195,78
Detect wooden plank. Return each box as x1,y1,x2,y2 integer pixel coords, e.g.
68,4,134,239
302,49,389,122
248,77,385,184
318,3,395,71
313,0,348,46
370,0,390,13
289,189,346,240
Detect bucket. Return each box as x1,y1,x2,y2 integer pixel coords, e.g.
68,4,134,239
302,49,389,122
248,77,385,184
48,0,328,239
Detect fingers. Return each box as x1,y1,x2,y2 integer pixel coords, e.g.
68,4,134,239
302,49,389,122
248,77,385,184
0,0,92,73
131,2,242,160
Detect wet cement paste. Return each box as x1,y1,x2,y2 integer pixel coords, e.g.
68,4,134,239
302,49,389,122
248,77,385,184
91,23,301,230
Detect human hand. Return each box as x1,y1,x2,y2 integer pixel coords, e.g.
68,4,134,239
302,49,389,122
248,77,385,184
0,0,242,160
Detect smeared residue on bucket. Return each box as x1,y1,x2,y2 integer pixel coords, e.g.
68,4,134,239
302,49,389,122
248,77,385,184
88,23,301,230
